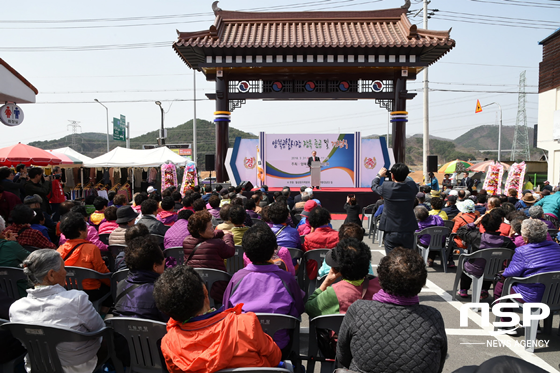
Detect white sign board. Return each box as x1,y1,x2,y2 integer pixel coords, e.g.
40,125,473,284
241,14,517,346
0,103,24,126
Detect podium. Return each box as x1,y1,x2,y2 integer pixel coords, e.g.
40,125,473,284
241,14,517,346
310,161,322,187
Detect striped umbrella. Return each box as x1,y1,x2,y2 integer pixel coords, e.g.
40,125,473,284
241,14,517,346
437,159,473,174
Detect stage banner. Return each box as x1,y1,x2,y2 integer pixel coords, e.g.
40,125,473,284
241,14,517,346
228,138,259,186
265,134,355,188
504,161,526,197
360,138,388,187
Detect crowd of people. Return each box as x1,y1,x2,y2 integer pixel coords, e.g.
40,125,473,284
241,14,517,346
1,162,559,372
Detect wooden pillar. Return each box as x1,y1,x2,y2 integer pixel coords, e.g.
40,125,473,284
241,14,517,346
215,76,229,182
392,77,408,164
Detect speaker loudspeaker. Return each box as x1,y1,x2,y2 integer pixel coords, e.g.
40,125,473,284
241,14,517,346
427,156,438,173
205,154,215,172
239,181,254,191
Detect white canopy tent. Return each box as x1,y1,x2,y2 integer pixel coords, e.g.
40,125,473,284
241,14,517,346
51,147,93,163
84,146,187,168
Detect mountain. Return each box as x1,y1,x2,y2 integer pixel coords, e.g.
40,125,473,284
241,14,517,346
29,119,257,170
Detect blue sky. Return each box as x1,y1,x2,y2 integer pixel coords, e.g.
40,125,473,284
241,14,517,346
2,0,558,149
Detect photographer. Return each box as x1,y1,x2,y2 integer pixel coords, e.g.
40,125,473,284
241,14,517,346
23,168,52,214
48,166,66,221
371,163,418,254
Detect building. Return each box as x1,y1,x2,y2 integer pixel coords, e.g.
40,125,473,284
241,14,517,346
0,58,37,104
537,28,560,184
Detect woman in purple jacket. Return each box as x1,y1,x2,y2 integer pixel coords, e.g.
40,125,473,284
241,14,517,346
496,219,560,303
456,210,515,300
414,206,444,268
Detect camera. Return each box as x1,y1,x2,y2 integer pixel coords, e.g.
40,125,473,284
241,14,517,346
385,170,391,180
53,174,61,180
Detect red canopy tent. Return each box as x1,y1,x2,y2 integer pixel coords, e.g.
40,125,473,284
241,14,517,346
0,143,62,167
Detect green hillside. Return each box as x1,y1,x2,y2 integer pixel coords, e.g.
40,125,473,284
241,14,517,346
29,119,257,169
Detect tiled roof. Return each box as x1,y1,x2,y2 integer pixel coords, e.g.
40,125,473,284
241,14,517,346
175,7,454,51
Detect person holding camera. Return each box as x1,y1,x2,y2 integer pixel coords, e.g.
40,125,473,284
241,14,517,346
48,166,66,222
371,163,418,254
23,168,52,214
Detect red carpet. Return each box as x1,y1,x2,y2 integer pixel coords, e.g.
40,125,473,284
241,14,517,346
331,214,369,221
266,187,371,192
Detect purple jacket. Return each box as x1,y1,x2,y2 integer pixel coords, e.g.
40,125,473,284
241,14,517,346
271,224,301,249
464,228,515,277
222,263,305,349
163,219,190,249
208,208,221,220
113,270,169,322
415,215,444,246
246,210,260,219
503,240,560,303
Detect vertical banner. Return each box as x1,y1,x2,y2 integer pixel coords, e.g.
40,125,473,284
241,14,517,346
232,138,258,186
359,138,387,187
264,134,355,188
483,163,504,195
504,162,526,196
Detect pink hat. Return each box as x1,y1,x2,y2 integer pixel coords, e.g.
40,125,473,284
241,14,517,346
302,200,318,216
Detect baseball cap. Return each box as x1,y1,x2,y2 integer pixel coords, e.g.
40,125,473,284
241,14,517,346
416,192,425,199
147,186,157,194
116,206,139,224
302,200,318,216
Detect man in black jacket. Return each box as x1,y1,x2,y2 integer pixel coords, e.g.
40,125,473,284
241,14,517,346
371,163,418,254
23,167,52,213
459,172,474,190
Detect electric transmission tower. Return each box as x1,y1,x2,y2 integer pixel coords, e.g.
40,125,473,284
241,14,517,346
511,71,530,162
67,120,83,151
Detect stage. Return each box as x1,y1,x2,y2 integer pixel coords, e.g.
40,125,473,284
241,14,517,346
255,187,378,214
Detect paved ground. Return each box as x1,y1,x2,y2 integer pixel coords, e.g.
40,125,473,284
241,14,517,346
302,220,560,373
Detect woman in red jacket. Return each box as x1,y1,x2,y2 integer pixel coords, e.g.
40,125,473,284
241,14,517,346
303,206,339,279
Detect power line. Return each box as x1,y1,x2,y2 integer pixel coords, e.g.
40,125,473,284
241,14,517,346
468,0,560,9
434,14,557,30
439,10,559,25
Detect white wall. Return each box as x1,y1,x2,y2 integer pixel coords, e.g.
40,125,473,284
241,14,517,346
537,88,560,184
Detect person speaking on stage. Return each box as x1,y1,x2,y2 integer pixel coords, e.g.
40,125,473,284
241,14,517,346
371,163,418,255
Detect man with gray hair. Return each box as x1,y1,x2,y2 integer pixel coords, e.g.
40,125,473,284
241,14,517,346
528,205,556,229
293,192,309,212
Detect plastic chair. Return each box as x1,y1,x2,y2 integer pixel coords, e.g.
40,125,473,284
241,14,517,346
255,313,302,373
111,269,130,302
107,244,127,272
300,249,330,301
251,218,261,225
22,245,41,252
443,220,455,230
307,314,345,373
105,317,168,373
226,246,245,275
451,248,514,302
0,267,27,300
288,248,304,277
99,233,110,245
0,318,26,373
300,236,305,245
64,266,112,311
151,234,165,249
194,268,232,308
163,247,184,266
499,271,560,352
413,226,452,273
1,322,112,373
361,204,376,238
547,229,558,243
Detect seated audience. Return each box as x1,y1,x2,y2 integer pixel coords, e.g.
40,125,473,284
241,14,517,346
297,200,317,236
59,206,108,252
456,211,515,299
414,206,445,267
10,249,106,373
137,198,169,236
98,206,118,235
269,201,301,249
108,206,139,245
3,204,55,249
131,193,146,213
215,204,234,232
343,194,361,225
30,207,51,242
306,238,381,319
154,266,281,372
230,204,249,245
336,247,447,373
474,194,487,215
57,212,112,312
223,224,304,355
183,211,235,301
107,191,117,207
293,192,309,213
89,197,108,227
452,199,478,249
507,188,519,205
244,198,259,220
171,191,183,212
442,195,459,220
219,190,232,207
231,197,254,227
416,192,431,211
157,196,178,227
529,205,555,229
0,216,30,296
84,195,96,215
515,192,535,212
495,219,560,304
113,236,168,322
164,209,193,249
208,195,221,219
303,206,339,279
478,206,511,236
428,197,448,220
193,198,207,212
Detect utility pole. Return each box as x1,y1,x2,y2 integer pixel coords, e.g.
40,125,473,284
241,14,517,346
67,120,82,150
511,71,530,162
422,0,430,185
126,121,130,149
193,70,198,164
